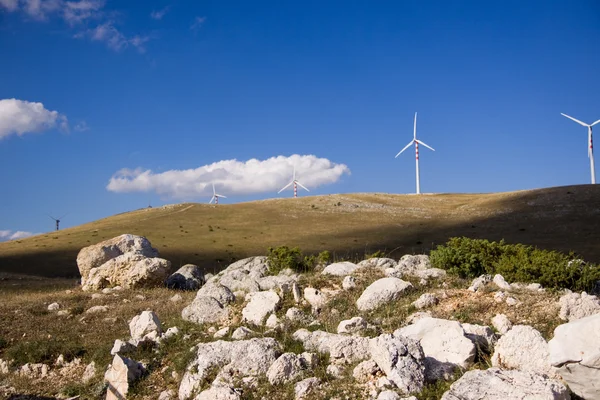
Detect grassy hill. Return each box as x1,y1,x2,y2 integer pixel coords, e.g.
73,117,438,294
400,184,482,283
1,185,598,278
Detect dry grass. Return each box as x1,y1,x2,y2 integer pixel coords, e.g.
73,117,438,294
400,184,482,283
1,185,599,278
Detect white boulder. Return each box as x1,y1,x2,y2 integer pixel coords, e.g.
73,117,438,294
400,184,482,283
356,278,413,311
104,355,145,400
267,352,305,385
493,274,512,290
468,275,492,292
322,261,360,276
558,291,600,321
369,334,425,393
491,325,552,376
129,310,162,341
165,264,205,291
342,276,357,290
491,313,512,335
294,377,321,399
293,329,370,364
242,291,281,325
181,296,229,325
412,293,438,309
337,317,368,335
357,257,398,270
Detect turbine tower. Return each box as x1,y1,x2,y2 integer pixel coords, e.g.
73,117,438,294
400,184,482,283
209,183,227,205
48,213,67,231
561,113,599,184
278,167,309,198
395,112,435,194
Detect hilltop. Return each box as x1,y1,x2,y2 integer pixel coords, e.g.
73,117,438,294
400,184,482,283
0,184,599,278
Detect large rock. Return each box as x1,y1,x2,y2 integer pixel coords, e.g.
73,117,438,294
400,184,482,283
369,334,425,393
181,296,229,325
178,338,281,400
493,274,512,290
491,325,552,376
461,323,496,352
357,257,398,270
83,252,170,291
294,377,321,399
468,275,492,292
195,283,236,305
257,273,299,292
395,317,475,381
396,255,431,273
165,264,205,291
412,293,438,309
549,313,600,399
242,291,281,325
207,256,269,293
558,291,600,322
304,288,328,309
322,261,360,276
77,234,158,285
356,278,413,311
104,355,145,400
267,353,305,385
491,314,512,335
129,310,162,341
440,368,569,400
337,317,368,335
293,329,370,364
196,386,240,400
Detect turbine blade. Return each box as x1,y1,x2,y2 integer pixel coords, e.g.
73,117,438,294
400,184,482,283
219,194,227,198
296,181,310,192
209,196,215,204
278,181,293,193
561,113,589,127
590,119,600,127
212,183,216,195
416,140,435,151
414,112,417,139
395,141,414,157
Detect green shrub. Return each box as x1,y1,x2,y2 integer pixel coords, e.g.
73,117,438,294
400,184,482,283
430,237,600,292
267,246,308,274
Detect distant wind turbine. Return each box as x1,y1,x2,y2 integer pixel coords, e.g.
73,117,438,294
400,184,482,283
209,183,227,205
395,112,435,194
278,167,309,198
561,113,599,184
48,213,67,231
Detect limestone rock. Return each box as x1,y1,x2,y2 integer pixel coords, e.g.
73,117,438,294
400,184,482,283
231,326,254,340
294,377,321,399
47,302,60,311
267,352,305,385
440,368,569,400
110,339,136,356
104,355,145,400
214,327,230,339
353,359,381,383
178,338,281,400
257,274,299,292
208,256,268,293
396,255,431,273
357,257,398,271
461,323,496,352
195,282,235,305
548,313,600,399
181,296,229,325
337,317,368,335
129,310,162,341
165,264,205,291
326,364,345,378
356,278,413,311
293,329,370,364
377,391,401,400
265,314,282,329
468,275,492,292
196,386,240,400
82,361,96,383
292,282,302,303
342,276,357,290
493,274,512,290
304,287,328,309
369,334,425,393
85,305,108,314
322,261,360,276
170,294,183,303
395,317,475,381
558,291,600,322
491,325,552,376
83,252,170,291
77,234,158,286
286,307,312,324
491,313,512,335
412,293,438,309
242,291,281,325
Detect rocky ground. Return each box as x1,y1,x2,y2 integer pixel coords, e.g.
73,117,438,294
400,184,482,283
1,234,599,399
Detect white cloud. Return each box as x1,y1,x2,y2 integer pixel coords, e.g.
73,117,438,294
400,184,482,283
0,230,40,241
190,16,205,31
1,0,148,52
150,5,169,20
107,154,350,199
0,98,68,139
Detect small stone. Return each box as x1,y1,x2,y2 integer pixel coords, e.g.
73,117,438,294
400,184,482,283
47,302,60,311
342,276,357,290
494,291,506,303
491,314,512,335
82,361,96,383
170,294,183,303
295,377,321,399
163,326,180,340
57,310,70,317
214,327,230,339
326,364,345,378
231,326,254,340
265,314,282,329
505,297,518,306
135,294,146,300
411,293,438,309
85,305,108,314
493,274,512,290
292,282,302,303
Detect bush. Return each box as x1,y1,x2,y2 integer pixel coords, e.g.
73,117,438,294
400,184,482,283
430,237,600,292
267,246,307,274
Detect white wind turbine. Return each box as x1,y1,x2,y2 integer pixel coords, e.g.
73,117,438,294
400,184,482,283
561,113,599,184
278,167,309,198
209,183,227,205
395,112,435,194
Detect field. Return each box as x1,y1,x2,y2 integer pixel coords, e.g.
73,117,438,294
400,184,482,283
0,185,599,278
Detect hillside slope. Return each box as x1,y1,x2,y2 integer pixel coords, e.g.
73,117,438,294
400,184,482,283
0,185,598,278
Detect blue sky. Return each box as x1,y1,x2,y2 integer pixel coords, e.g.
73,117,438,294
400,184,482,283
0,0,599,238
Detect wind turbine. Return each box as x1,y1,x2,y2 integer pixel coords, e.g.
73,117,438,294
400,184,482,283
395,112,435,194
48,213,67,231
561,113,599,184
209,183,227,205
278,167,309,198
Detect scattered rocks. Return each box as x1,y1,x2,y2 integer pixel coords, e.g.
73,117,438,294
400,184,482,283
356,277,413,311
242,291,281,325
491,314,512,335
440,368,569,400
558,291,600,321
369,334,425,393
165,264,205,290
412,293,438,309
104,355,145,400
548,313,600,399
491,325,552,376
461,323,496,352
337,317,368,335
505,296,518,306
